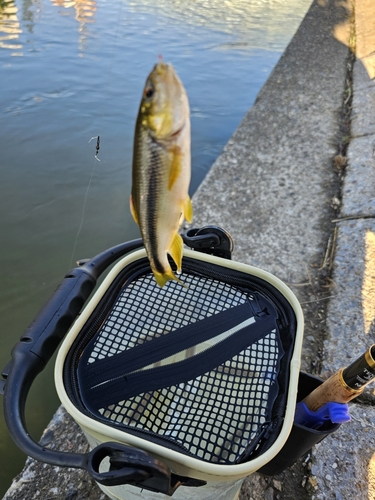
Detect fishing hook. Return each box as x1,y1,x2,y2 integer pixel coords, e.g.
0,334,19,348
89,136,101,161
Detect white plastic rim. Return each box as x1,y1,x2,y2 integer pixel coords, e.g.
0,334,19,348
55,248,304,483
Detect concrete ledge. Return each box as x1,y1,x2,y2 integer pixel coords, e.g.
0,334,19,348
3,407,106,500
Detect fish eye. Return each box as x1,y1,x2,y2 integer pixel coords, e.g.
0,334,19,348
144,87,154,99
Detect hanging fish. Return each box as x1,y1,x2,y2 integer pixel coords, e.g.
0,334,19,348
130,61,193,287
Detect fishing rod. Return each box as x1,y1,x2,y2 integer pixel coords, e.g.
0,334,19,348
295,345,375,429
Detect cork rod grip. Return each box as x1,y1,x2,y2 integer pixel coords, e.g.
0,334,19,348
302,345,375,412
301,370,363,412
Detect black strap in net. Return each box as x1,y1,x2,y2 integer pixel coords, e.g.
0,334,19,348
65,258,296,465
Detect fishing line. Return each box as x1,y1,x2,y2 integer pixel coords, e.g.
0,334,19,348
69,0,126,268
69,156,98,269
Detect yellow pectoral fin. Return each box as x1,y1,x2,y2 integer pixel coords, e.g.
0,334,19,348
184,195,193,223
168,146,182,190
130,195,139,225
168,232,183,272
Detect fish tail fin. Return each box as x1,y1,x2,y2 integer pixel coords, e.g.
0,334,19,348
184,195,193,223
168,232,184,272
152,233,187,288
153,268,188,289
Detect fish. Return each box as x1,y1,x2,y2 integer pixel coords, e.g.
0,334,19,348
130,61,193,288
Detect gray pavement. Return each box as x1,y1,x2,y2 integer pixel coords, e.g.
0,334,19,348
4,0,375,499
309,2,375,496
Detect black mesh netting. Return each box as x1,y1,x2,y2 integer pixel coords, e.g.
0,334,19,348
66,260,296,465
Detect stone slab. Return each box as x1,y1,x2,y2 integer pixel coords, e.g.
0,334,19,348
310,404,375,500
355,0,375,80
351,61,375,136
341,133,375,216
321,218,375,376
2,407,107,500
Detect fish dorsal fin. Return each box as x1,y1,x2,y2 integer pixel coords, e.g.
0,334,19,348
168,232,183,272
184,195,193,223
168,146,182,190
130,195,139,225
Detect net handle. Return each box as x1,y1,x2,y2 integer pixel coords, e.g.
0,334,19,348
0,239,180,490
